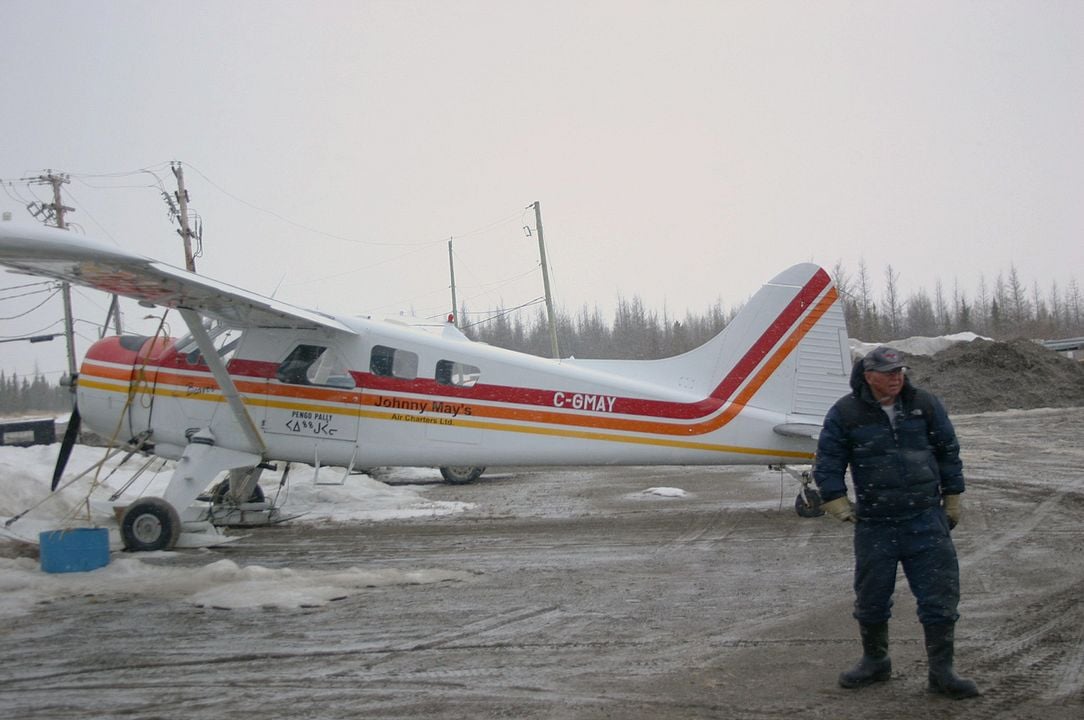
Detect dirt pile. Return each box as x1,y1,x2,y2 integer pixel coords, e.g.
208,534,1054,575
903,338,1084,414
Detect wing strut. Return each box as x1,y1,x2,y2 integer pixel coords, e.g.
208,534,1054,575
178,308,267,456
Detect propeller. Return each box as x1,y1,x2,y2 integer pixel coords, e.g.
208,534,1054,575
51,404,81,491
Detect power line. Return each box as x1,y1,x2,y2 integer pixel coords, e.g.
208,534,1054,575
184,162,433,248
0,287,61,320
68,163,172,186
0,282,56,298
0,178,36,207
184,161,523,250
460,297,546,330
60,184,123,243
285,241,438,288
0,319,63,339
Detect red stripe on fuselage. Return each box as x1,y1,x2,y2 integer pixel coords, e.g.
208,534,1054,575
709,267,831,401
83,268,833,424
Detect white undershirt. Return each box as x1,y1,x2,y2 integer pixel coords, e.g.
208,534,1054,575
880,401,897,428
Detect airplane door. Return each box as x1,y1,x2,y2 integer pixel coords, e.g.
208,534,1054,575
262,342,361,467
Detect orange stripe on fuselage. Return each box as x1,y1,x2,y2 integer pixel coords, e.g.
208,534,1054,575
78,285,837,442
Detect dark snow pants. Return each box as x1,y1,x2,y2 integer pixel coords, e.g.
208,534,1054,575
852,506,961,626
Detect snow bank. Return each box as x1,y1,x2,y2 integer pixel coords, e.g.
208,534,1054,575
0,444,476,617
0,444,471,534
851,332,987,359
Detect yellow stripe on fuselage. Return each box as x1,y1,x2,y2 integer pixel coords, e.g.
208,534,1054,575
78,372,812,461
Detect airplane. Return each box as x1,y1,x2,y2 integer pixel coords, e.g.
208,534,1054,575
0,219,852,551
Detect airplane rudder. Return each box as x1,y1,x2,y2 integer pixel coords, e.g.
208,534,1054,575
699,263,836,400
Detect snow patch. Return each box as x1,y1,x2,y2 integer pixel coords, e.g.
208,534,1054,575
0,555,477,617
639,487,689,498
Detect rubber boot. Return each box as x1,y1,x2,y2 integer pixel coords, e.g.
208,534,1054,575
924,623,980,699
839,622,892,688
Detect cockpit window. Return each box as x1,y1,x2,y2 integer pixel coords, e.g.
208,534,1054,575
277,344,356,388
176,321,243,366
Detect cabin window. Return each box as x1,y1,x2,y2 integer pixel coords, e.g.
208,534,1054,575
435,359,481,388
370,345,419,380
277,344,356,388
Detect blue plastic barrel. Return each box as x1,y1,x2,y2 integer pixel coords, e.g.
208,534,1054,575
39,528,111,573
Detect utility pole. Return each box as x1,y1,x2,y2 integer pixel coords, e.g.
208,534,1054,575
172,162,197,271
530,201,560,359
447,239,458,326
36,173,79,392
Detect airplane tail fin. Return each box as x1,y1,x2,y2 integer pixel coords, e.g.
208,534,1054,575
565,263,852,429
700,263,852,424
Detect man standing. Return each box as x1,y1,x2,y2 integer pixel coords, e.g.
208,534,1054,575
814,346,979,699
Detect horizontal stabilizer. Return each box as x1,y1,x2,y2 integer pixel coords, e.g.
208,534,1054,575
773,423,822,440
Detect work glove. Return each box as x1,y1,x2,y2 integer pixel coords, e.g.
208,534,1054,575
943,493,962,529
822,496,856,523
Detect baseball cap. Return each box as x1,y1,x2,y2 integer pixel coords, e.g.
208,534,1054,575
863,346,906,372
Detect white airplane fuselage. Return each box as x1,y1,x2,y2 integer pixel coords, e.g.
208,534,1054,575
74,263,848,472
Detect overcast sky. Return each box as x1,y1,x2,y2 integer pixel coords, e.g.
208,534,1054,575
1,0,1082,379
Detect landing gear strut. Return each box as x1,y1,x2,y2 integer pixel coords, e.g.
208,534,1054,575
118,429,265,551
770,465,825,518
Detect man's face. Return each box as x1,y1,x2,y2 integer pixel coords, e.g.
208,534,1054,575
864,368,905,403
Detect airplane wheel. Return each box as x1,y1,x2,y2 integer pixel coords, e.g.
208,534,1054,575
121,497,182,552
209,480,265,505
439,466,485,484
795,488,825,518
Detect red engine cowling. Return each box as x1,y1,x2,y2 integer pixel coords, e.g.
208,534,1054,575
76,335,182,444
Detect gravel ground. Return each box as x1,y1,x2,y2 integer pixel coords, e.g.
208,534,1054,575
1,406,1082,719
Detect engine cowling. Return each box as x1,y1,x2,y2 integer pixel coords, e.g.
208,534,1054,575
75,335,181,445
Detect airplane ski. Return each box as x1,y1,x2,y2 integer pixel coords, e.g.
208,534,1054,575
0,219,852,550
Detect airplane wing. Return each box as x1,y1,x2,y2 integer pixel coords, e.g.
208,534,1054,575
0,221,353,333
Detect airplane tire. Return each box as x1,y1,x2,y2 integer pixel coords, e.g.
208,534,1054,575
439,466,485,484
795,488,826,518
121,497,182,552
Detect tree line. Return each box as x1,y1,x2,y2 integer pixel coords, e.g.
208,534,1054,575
462,262,1084,359
833,261,1084,344
0,370,72,415
460,296,737,360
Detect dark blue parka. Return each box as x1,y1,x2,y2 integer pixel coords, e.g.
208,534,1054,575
814,362,965,521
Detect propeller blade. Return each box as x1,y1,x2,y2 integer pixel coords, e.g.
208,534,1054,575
51,405,81,491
